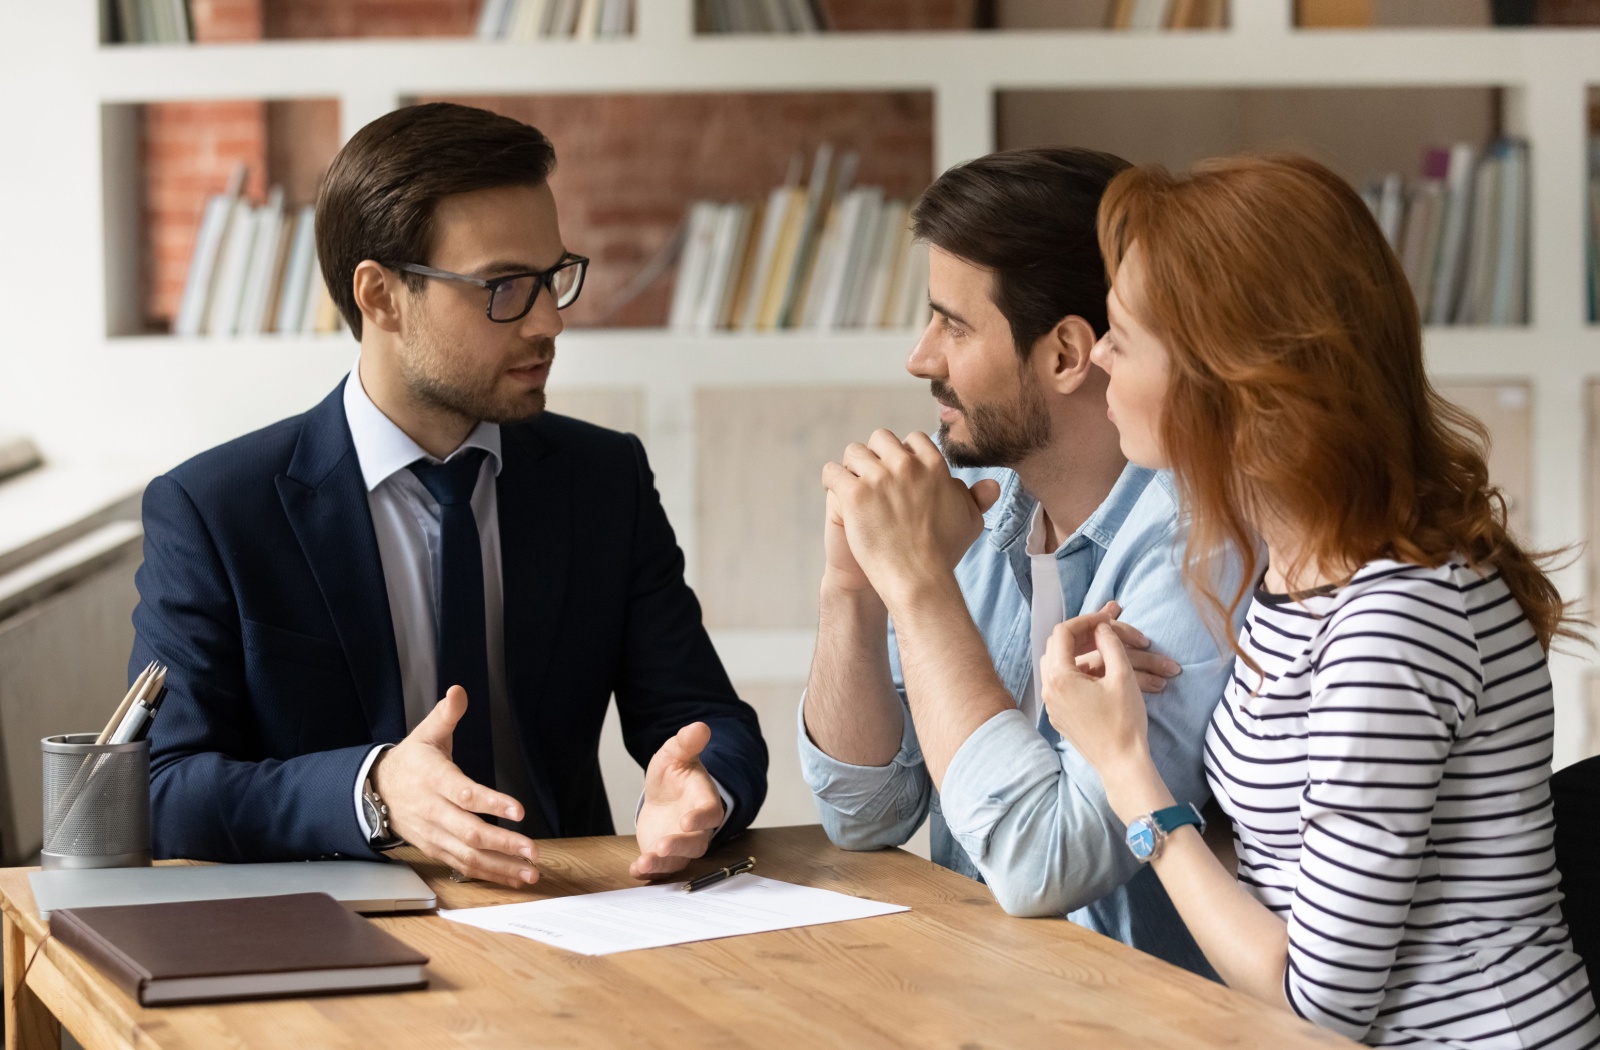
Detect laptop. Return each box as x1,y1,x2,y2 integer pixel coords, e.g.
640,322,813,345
30,860,437,920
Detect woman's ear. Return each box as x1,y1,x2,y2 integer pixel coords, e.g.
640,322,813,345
352,260,405,335
1038,315,1100,395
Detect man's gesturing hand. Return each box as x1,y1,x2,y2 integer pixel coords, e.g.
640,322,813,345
371,685,540,888
821,429,1001,609
631,722,725,880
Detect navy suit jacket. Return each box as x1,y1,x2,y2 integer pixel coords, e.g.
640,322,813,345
132,380,767,862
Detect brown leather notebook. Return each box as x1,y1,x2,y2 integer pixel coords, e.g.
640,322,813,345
49,891,429,1006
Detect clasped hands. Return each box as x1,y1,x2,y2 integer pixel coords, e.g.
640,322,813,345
371,685,725,888
820,429,1180,694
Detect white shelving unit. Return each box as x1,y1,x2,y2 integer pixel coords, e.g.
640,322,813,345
1,0,1597,771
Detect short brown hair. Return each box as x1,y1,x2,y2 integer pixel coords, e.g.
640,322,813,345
314,102,556,338
911,147,1129,357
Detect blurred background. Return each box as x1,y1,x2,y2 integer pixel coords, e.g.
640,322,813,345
0,0,1596,867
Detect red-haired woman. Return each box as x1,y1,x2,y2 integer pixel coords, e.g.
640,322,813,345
1040,154,1599,1049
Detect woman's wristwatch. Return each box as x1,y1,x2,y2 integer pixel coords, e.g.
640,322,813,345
1125,803,1206,862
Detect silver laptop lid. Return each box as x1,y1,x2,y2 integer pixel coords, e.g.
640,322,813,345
29,860,437,920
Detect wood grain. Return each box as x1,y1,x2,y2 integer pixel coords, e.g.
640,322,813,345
0,826,1353,1049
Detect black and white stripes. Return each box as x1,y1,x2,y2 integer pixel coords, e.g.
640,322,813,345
1205,559,1599,1049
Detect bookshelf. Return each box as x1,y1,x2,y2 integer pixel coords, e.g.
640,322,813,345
3,0,1599,827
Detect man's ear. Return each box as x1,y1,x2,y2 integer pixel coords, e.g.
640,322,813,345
1035,315,1099,395
352,260,405,335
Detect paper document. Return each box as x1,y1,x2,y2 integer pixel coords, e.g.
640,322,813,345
439,875,907,955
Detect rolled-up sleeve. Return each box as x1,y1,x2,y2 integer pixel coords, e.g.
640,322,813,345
797,690,931,851
938,522,1236,918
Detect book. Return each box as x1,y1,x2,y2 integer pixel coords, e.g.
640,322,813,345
50,892,427,1006
1129,0,1172,30
174,164,245,336
236,185,285,337
260,208,298,334
1297,0,1373,26
847,199,887,328
116,0,144,43
205,199,260,336
755,186,810,329
721,196,766,328
298,249,324,334
1375,172,1405,249
693,203,753,332
1427,142,1478,326
740,185,797,330
1398,179,1444,319
1455,148,1502,324
577,0,603,37
668,202,721,331
1489,138,1528,326
777,145,846,328
511,0,548,41
476,0,513,39
276,205,317,335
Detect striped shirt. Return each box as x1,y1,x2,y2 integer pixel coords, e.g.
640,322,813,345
1205,559,1599,1049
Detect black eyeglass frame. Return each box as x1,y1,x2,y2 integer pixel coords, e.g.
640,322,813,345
395,253,589,322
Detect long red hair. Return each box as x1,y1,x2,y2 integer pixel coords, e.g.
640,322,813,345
1096,154,1578,651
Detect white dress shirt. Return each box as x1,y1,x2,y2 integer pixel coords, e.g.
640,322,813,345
342,363,729,842
344,365,516,836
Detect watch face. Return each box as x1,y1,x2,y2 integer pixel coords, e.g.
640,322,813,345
1127,819,1156,859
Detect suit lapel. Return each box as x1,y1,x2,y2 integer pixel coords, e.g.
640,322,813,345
276,381,407,743
496,421,572,835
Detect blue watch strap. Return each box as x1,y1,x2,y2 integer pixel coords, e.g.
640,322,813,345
1150,802,1206,838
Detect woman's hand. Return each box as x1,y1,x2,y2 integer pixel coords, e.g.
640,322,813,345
1041,612,1158,798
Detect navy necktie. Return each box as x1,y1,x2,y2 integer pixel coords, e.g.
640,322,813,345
408,449,495,790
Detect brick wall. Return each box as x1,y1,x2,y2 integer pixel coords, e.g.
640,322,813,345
266,0,477,38
426,92,934,327
143,102,268,329
136,0,952,329
189,0,263,41
256,0,977,38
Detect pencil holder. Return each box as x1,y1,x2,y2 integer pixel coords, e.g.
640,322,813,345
41,733,152,870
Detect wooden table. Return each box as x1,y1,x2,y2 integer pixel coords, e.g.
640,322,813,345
2,825,1350,1049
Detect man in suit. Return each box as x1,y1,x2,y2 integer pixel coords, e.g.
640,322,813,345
131,103,767,886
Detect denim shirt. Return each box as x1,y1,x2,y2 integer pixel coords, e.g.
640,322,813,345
798,462,1243,977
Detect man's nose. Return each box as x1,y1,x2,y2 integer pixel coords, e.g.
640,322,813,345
906,316,945,380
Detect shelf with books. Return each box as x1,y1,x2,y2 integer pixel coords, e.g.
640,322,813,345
101,0,637,46
694,0,1230,33
102,97,342,338
1295,0,1600,29
1000,84,1534,327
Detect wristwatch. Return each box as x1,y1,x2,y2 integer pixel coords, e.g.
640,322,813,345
361,774,404,851
1125,803,1205,863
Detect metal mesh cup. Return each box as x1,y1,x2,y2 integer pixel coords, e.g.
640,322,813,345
41,733,152,869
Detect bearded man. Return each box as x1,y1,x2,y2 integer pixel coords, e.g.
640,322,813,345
799,148,1239,977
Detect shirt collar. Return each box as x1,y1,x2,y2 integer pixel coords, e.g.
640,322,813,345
342,359,503,493
992,461,1156,556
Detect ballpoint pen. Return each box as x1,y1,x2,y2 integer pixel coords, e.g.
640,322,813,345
683,856,756,893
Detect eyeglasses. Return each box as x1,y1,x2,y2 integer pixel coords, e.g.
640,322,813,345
396,253,589,322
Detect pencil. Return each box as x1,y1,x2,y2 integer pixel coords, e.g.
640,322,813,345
96,661,156,745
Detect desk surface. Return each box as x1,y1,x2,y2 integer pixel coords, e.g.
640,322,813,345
1,825,1350,1050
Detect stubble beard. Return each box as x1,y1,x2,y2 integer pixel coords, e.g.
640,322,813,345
934,373,1052,470
400,319,551,427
